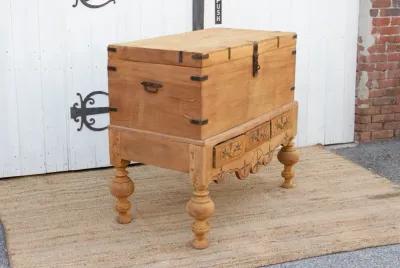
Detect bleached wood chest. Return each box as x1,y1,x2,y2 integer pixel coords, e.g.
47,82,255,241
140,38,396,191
108,28,299,249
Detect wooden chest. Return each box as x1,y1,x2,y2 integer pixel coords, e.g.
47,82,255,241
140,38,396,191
107,28,299,250
108,28,296,139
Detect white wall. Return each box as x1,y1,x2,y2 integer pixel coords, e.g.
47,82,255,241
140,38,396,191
0,0,192,178
204,0,359,147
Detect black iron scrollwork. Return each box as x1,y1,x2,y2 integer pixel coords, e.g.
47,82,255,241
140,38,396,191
73,0,116,8
70,91,117,131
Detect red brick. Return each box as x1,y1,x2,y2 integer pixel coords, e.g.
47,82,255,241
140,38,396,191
368,71,386,79
395,113,400,120
372,96,397,105
373,0,392,7
375,62,400,71
378,79,400,88
372,114,395,122
356,99,370,105
395,129,400,136
375,35,400,44
355,123,383,131
384,121,400,129
367,44,386,53
370,9,379,17
387,44,400,52
373,17,391,26
355,115,372,124
367,54,388,63
356,106,381,115
387,69,400,78
380,8,400,17
369,89,386,97
371,129,394,139
366,80,379,89
358,63,376,72
384,87,400,96
372,26,400,35
391,17,400,25
356,131,372,142
388,53,400,61
358,54,368,63
381,104,400,113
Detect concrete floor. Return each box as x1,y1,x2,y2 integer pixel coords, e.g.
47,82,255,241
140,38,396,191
267,244,400,268
0,139,399,268
0,222,9,268
334,139,400,184
267,138,400,268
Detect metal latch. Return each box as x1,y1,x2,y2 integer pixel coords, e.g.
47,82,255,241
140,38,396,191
253,42,260,77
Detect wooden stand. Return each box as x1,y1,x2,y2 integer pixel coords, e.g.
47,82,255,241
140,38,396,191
109,102,299,249
278,138,300,189
110,159,134,224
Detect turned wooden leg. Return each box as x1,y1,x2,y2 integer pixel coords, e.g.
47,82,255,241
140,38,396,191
110,159,135,224
277,138,299,189
187,145,215,249
186,187,215,249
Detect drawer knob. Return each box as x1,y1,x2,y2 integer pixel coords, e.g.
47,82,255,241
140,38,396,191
141,81,163,94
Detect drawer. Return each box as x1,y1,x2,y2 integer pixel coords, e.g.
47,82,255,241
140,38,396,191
271,111,291,137
213,121,271,168
213,135,246,168
245,121,271,151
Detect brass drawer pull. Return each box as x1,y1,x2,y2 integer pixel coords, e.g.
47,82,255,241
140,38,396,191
141,81,162,94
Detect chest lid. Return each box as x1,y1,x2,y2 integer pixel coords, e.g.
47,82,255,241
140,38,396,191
108,28,296,68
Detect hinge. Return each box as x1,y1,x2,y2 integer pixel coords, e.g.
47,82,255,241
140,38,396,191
190,118,209,126
192,53,210,60
107,66,117,72
70,91,117,132
178,51,183,63
191,75,208,81
253,42,260,77
107,47,117,53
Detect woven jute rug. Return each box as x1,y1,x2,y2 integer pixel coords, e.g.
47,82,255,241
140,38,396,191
1,146,400,268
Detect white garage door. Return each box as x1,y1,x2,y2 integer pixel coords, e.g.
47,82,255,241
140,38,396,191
0,0,192,177
204,0,359,147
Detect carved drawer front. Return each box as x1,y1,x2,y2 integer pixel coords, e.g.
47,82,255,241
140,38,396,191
213,135,246,168
271,111,291,137
245,121,271,151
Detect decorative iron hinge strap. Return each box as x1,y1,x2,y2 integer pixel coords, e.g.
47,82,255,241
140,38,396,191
192,53,210,60
107,47,117,53
108,66,117,72
178,51,184,63
190,118,209,126
253,42,260,77
191,75,208,81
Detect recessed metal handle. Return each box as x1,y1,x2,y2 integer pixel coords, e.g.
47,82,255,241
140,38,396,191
141,81,163,94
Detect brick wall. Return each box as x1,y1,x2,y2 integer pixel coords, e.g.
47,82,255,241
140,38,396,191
356,0,400,142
